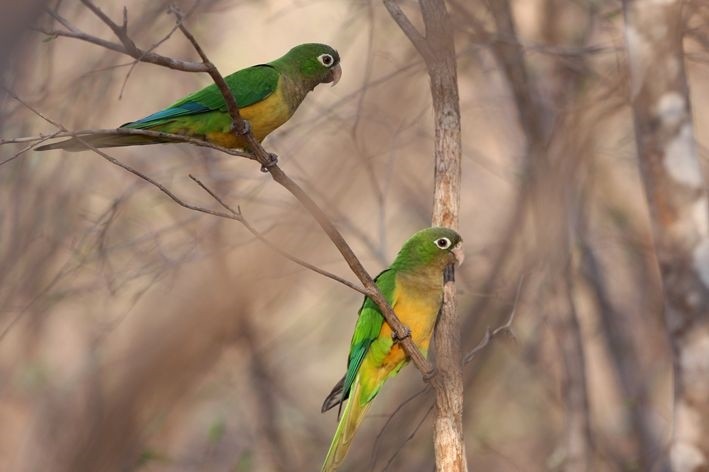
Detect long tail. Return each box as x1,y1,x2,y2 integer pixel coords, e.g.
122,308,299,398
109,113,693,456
36,134,167,152
322,380,371,472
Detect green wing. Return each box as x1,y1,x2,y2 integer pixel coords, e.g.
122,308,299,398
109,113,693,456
342,269,397,400
124,64,280,129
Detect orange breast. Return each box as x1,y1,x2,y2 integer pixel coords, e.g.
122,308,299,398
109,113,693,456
378,277,442,370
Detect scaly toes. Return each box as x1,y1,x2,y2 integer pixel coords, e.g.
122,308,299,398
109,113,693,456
391,326,412,342
260,153,279,172
232,119,251,136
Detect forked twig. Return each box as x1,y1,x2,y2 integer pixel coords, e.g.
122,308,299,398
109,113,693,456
464,275,524,363
6,4,437,380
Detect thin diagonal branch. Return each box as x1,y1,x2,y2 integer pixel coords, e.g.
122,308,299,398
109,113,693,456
80,0,139,55
170,9,436,378
464,275,523,363
169,6,247,131
0,127,253,160
382,0,433,62
386,0,466,469
188,174,369,295
38,6,209,72
5,90,368,298
23,4,437,380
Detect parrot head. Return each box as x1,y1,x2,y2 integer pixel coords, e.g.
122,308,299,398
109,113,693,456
278,43,342,90
392,227,464,271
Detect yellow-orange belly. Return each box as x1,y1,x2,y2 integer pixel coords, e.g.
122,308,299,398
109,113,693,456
379,283,441,370
205,80,294,148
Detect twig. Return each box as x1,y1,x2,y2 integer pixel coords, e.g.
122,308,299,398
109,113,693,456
80,0,139,55
0,127,253,160
39,5,209,72
0,133,60,167
169,6,247,133
188,175,369,295
371,385,432,470
5,91,366,296
382,0,433,62
20,3,437,380
386,0,466,468
118,20,183,99
169,8,436,378
382,403,435,471
463,275,524,363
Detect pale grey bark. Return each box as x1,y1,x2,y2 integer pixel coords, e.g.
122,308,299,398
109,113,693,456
485,2,594,468
622,1,709,470
384,0,466,469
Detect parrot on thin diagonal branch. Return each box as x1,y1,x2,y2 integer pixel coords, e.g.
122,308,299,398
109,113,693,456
321,227,464,472
37,43,341,153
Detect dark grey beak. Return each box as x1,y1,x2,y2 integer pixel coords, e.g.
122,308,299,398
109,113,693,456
327,63,342,86
452,242,464,266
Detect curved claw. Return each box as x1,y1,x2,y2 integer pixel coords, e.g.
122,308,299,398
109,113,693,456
260,153,279,173
391,326,411,343
232,119,251,136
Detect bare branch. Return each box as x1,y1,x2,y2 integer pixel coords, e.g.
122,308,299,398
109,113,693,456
371,385,431,470
382,0,433,62
623,0,709,466
0,133,60,167
19,5,438,379
38,6,209,73
386,0,466,469
188,174,369,296
79,0,139,55
0,127,253,160
170,9,436,377
4,91,367,297
383,404,435,471
464,275,523,363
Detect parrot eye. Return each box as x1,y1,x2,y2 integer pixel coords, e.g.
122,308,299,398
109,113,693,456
318,53,334,67
434,237,452,249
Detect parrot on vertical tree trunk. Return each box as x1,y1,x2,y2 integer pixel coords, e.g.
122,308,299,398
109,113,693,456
321,227,464,472
37,43,341,154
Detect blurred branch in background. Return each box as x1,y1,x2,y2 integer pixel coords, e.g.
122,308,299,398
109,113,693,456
15,0,437,377
1,0,706,471
383,0,466,470
623,0,709,469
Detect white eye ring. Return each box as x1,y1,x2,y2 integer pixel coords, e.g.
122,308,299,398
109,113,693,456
318,53,334,67
435,237,451,249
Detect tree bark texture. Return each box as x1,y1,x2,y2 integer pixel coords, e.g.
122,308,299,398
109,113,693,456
384,0,465,468
622,2,709,470
420,1,466,470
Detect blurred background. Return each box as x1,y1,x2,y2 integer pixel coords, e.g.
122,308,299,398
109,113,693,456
2,0,706,470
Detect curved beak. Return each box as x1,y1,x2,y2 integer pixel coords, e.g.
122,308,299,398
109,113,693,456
327,63,342,87
452,242,465,267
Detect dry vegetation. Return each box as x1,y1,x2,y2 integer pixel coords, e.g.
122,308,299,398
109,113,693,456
1,0,708,471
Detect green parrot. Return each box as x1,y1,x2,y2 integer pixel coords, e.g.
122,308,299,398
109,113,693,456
37,43,341,153
321,227,464,472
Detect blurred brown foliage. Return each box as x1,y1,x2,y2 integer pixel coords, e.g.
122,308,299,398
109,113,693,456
3,0,708,471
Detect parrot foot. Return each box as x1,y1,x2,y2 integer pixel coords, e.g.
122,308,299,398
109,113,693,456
232,119,251,136
260,153,279,172
391,326,411,343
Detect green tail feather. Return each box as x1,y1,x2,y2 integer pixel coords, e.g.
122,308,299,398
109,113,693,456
36,134,168,152
322,381,372,472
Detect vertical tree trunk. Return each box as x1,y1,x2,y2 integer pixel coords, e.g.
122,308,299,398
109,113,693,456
622,1,709,470
420,1,466,470
383,0,466,469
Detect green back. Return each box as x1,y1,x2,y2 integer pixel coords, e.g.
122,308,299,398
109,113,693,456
124,65,279,129
339,227,463,401
341,269,396,399
123,43,340,130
